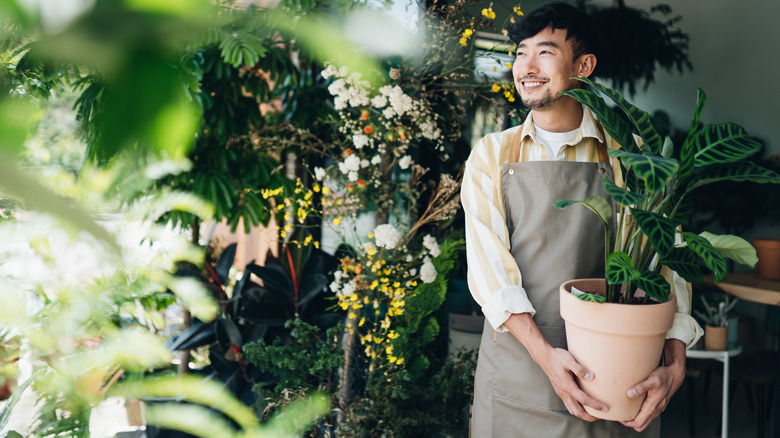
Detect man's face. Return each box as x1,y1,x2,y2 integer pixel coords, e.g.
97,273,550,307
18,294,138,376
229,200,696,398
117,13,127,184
512,27,582,111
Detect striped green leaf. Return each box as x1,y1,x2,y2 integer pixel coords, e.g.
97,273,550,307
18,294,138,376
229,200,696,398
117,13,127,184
573,292,607,303
693,122,763,167
609,149,678,192
635,271,671,302
553,195,612,226
700,231,758,268
632,209,676,258
576,77,663,154
664,192,694,226
602,178,645,206
560,88,639,154
679,88,706,183
683,232,727,282
606,252,639,284
661,247,703,284
688,164,780,190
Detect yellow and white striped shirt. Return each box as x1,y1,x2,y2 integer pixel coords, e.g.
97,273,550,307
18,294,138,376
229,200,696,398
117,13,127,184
461,107,703,348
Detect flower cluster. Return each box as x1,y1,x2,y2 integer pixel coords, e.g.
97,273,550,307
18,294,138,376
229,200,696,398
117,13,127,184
481,5,496,19
261,177,324,248
318,64,446,219
329,224,443,366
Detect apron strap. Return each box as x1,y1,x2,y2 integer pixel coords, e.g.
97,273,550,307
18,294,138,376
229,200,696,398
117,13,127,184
509,128,523,163
595,123,610,163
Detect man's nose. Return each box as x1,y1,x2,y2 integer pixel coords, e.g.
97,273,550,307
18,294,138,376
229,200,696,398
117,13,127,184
516,56,539,76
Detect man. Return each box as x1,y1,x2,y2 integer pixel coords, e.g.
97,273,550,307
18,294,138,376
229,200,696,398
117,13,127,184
461,3,702,437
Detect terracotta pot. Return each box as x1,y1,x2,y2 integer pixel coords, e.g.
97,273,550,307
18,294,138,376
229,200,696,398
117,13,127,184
704,325,728,351
754,238,780,280
559,279,676,422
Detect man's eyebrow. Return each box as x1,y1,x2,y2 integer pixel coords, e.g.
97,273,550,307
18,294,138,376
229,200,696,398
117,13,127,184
517,41,560,50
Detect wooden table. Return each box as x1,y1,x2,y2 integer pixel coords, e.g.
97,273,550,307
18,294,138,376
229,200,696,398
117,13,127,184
706,271,780,437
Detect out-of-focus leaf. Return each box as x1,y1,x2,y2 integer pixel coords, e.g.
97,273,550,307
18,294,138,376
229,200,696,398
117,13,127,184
167,276,218,321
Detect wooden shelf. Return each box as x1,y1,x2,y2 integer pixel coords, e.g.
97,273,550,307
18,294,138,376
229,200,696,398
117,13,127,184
705,271,780,307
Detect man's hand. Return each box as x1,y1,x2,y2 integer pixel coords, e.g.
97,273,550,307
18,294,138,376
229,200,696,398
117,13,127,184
539,347,609,422
503,313,608,422
620,339,686,431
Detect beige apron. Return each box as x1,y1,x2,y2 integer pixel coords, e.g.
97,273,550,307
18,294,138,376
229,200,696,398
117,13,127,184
471,131,660,437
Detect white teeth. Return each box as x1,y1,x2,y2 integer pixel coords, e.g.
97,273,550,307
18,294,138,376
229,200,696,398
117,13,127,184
524,81,544,87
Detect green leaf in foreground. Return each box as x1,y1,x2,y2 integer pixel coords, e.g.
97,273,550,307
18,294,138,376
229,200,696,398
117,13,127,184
553,195,612,226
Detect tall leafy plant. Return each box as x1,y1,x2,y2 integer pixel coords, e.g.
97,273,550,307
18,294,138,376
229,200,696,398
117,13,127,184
555,78,780,303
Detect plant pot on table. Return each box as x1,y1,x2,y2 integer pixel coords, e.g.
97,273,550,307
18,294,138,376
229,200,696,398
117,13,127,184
754,238,780,280
559,278,676,422
704,325,729,351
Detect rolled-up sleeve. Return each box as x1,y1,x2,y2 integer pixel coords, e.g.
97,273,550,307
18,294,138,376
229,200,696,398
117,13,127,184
662,266,704,349
461,138,535,332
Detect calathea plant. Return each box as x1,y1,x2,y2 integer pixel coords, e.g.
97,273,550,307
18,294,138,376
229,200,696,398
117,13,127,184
555,78,780,304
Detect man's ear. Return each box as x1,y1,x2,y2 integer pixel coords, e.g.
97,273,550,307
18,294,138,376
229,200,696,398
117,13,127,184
577,54,597,78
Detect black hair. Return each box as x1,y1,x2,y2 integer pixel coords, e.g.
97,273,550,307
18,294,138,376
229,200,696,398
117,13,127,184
506,2,602,61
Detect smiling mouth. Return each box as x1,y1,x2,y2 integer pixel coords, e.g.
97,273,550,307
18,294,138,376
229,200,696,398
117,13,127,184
519,78,549,89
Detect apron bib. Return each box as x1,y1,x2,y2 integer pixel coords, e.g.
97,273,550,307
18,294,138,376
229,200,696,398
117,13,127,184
470,131,660,437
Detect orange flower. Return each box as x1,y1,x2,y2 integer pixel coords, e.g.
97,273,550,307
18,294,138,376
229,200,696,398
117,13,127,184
358,179,365,185
399,133,407,139
364,125,373,134
345,148,353,155
361,112,369,120
348,183,354,189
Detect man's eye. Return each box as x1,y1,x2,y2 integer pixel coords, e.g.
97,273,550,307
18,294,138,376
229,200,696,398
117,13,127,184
516,52,524,57
540,50,551,55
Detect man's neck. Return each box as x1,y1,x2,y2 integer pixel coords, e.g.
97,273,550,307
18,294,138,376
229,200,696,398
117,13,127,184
530,98,583,132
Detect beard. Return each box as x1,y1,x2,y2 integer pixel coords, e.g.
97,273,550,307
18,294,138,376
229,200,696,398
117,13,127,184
521,90,566,111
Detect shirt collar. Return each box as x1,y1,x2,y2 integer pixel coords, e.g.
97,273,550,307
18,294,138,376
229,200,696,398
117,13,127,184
519,104,605,145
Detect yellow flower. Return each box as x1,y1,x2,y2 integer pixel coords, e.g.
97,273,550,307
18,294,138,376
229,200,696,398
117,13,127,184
514,5,524,15
333,216,343,226
314,241,320,249
348,312,357,319
322,186,330,195
370,280,379,290
481,7,496,19
387,331,399,340
506,63,513,69
359,317,365,327
459,28,474,47
396,357,404,365
304,235,313,245
368,232,374,239
459,37,468,47
313,184,320,193
507,95,516,102
491,82,501,93
388,356,397,364
339,301,349,310
464,28,473,37
280,230,287,238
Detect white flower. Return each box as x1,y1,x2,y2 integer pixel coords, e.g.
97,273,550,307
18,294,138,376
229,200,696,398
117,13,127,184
389,68,401,80
347,86,370,107
348,171,358,182
405,254,412,262
360,159,370,168
388,86,413,117
341,280,356,297
371,95,388,108
420,119,442,140
420,260,437,283
398,155,412,170
334,95,348,110
352,134,370,149
327,79,346,97
379,85,394,96
321,64,339,79
422,234,441,258
338,66,348,76
344,154,361,172
408,268,417,276
374,224,402,249
314,167,327,181
330,280,340,293
382,107,395,119
371,155,382,165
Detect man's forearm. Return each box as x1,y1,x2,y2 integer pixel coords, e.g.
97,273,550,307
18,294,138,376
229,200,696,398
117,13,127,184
503,312,553,365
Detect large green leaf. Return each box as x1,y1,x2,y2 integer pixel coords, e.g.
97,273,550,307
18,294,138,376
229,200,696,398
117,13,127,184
635,271,671,303
679,88,706,182
606,252,639,284
609,149,679,192
700,231,758,267
576,78,663,154
683,232,727,282
631,209,676,258
664,191,695,226
602,179,645,206
693,122,763,168
661,247,703,284
573,292,606,303
560,88,639,154
553,195,612,226
688,164,780,190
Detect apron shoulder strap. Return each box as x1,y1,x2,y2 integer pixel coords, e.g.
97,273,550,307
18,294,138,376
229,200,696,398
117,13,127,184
595,123,610,164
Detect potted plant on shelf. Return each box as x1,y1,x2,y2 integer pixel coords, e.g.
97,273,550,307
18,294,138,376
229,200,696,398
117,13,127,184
694,294,738,351
554,77,780,421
